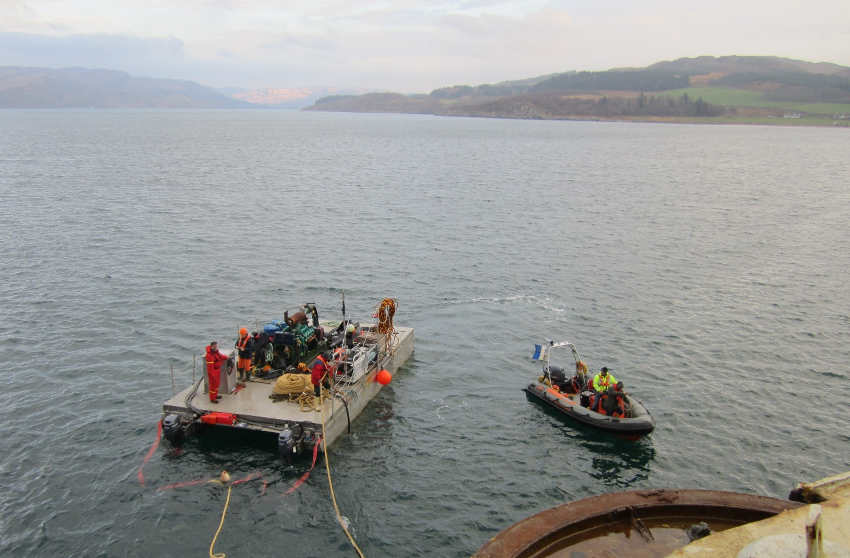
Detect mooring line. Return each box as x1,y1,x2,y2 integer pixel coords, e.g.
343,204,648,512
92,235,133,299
321,389,366,558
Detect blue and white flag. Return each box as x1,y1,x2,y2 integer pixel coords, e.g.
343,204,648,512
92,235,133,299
532,344,548,361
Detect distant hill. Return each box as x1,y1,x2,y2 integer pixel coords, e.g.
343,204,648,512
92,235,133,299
306,55,850,124
0,66,252,109
644,55,849,76
225,86,377,109
302,92,442,114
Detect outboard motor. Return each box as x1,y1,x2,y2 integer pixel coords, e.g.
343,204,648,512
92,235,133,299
278,429,297,462
547,364,566,385
303,428,320,454
162,414,185,443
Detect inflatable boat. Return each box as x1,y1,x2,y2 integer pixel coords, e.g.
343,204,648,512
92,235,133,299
523,340,655,441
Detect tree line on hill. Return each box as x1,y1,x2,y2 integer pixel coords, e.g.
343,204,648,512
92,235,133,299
441,91,721,119
430,70,691,100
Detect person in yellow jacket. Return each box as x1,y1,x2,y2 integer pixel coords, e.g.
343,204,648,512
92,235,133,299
591,367,616,411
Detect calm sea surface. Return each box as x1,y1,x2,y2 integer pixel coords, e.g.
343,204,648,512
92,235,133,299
1,110,848,557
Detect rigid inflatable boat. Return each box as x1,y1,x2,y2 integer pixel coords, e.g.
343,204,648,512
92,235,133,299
523,340,655,441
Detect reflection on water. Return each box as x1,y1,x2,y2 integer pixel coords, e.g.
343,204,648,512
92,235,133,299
530,398,656,488
582,437,656,489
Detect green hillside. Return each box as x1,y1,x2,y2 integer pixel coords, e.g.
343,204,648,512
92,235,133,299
307,55,850,125
664,87,850,113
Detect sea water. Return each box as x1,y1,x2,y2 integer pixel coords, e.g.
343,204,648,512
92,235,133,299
1,109,848,557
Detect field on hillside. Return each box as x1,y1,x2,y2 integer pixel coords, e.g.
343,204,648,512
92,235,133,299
790,102,850,114
663,87,850,114
664,87,784,108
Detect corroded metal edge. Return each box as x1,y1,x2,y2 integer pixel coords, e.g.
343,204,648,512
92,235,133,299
472,489,804,558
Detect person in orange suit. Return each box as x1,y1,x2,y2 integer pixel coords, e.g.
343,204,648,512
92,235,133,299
235,327,254,382
205,341,230,403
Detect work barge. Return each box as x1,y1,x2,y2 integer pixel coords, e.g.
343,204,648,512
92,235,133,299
161,300,413,459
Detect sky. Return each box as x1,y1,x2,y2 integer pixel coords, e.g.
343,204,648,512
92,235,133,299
1,0,849,93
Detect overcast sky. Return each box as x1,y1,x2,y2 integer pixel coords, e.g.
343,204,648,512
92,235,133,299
1,0,849,93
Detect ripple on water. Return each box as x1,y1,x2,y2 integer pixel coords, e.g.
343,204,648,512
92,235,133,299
1,112,849,557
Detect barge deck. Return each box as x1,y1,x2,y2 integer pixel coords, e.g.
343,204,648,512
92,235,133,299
162,323,413,454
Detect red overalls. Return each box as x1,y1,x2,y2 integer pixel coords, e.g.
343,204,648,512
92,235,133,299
206,345,229,401
311,355,330,388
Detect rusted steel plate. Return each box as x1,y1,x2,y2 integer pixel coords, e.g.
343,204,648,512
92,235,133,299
472,489,803,558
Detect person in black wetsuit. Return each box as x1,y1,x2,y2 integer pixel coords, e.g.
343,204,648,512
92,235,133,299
600,381,627,417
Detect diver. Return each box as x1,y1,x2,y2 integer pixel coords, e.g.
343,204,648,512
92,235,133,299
600,381,627,417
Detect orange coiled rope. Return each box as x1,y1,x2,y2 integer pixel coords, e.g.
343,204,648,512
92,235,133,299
376,298,396,334
375,298,398,356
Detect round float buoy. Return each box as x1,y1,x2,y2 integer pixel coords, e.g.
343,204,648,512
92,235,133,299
377,369,392,385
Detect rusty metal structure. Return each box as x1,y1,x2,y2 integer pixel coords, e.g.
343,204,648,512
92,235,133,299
472,489,802,558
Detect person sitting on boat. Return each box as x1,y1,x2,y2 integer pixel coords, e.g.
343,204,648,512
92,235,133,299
311,351,333,397
590,367,616,411
600,381,627,417
568,360,589,393
235,327,255,382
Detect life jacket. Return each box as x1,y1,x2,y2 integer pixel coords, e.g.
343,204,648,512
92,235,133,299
236,334,253,358
592,373,616,392
597,391,626,418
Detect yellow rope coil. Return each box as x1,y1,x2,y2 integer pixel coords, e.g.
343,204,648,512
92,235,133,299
271,373,312,395
208,480,232,558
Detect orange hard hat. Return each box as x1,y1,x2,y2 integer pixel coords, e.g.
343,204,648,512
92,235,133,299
239,327,247,335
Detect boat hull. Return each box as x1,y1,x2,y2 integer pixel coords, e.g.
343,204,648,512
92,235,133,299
524,382,655,441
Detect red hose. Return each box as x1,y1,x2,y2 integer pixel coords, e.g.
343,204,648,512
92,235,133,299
284,437,322,496
137,420,163,487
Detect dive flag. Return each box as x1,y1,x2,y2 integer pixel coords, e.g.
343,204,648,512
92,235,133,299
532,344,548,361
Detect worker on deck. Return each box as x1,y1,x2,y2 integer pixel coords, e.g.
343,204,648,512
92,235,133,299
235,327,255,382
311,351,333,397
590,367,616,412
205,341,230,404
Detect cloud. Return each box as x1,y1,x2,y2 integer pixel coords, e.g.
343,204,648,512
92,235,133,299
260,34,337,52
0,31,183,60
0,32,185,78
1,1,848,92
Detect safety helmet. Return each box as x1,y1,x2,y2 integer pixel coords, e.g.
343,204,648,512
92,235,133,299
346,324,356,334
240,327,247,336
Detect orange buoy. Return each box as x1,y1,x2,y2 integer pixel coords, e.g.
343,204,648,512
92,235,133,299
377,369,392,385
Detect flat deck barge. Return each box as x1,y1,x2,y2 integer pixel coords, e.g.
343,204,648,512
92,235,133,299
162,317,413,456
